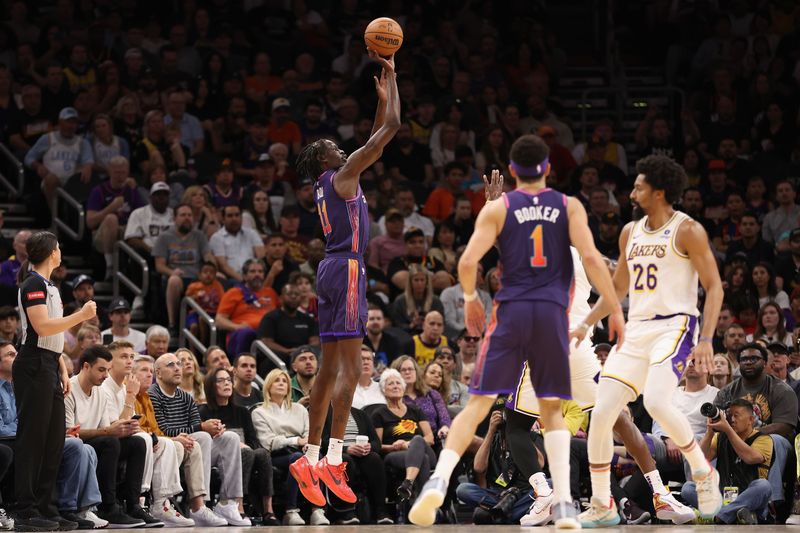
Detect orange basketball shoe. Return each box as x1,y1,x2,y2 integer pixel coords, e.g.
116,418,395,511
314,458,357,503
289,456,326,507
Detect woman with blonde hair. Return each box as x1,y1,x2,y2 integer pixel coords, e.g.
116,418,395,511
389,265,444,333
182,185,220,238
67,323,102,370
422,361,451,414
251,369,328,525
710,354,734,389
391,356,451,441
113,94,143,147
176,348,206,404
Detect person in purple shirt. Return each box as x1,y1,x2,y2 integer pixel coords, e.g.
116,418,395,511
0,230,30,289
86,156,145,279
392,356,451,439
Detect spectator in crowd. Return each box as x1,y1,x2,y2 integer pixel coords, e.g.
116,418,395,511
216,259,280,357
713,305,735,353
715,343,797,440
64,346,150,528
766,343,800,400
439,263,492,338
389,265,445,333
257,283,320,368
131,354,208,527
596,212,622,260
289,271,317,319
299,238,325,278
775,229,800,296
456,329,481,365
132,110,188,178
262,234,300,293
0,307,18,345
389,229,450,294
86,155,146,279
8,83,52,158
184,261,225,343
182,186,221,239
392,355,451,441
241,189,277,241
0,230,30,292
277,205,309,264
267,98,302,156
748,302,793,345
368,208,406,274
153,204,214,333
66,323,102,368
199,368,277,525
289,345,318,407
204,160,243,210
411,311,452,366
90,114,130,175
762,180,800,249
232,353,263,409
364,304,405,369
423,162,468,223
372,369,437,504
143,325,170,359
428,221,459,276
378,184,435,242
164,89,203,154
251,369,329,526
711,354,734,390
752,262,790,310
101,297,146,352
724,212,774,268
24,107,93,206
123,182,174,257
434,346,470,412
683,398,773,524
71,274,106,328
292,176,323,240
722,323,747,374
211,204,263,282
176,347,206,404
149,352,248,526
353,345,386,410
204,346,233,372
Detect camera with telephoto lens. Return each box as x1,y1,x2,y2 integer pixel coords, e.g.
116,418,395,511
701,402,730,422
489,486,522,524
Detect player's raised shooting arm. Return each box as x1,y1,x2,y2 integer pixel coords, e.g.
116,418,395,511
457,199,504,296
680,219,723,340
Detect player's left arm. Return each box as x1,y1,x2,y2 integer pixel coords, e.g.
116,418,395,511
680,219,723,371
334,54,400,199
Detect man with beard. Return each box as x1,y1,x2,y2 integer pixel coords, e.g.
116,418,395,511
775,228,800,294
377,184,435,243
210,205,263,283
723,323,747,376
215,259,280,358
262,234,299,293
257,285,319,372
714,343,797,441
289,346,318,406
724,212,774,268
363,304,405,369
71,274,107,329
456,329,480,365
153,204,214,334
124,182,174,256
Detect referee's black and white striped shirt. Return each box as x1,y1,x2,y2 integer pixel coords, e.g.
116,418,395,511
19,272,63,353
149,382,203,437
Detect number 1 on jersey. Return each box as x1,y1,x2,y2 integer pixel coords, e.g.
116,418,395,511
530,225,548,268
318,200,332,237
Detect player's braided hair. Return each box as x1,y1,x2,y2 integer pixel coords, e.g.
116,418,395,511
635,155,688,204
296,140,327,181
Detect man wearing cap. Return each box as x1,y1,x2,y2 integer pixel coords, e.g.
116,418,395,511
594,343,612,366
87,155,146,279
243,153,288,201
763,180,800,249
278,205,310,263
124,182,174,256
257,284,319,373
289,346,319,405
724,211,774,268
72,274,108,329
293,176,323,239
24,106,94,204
203,160,243,210
267,98,301,155
596,212,622,260
164,89,203,155
101,298,147,353
210,205,264,282
368,208,406,273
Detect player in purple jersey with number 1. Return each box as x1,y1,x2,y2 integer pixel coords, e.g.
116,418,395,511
409,135,626,528
287,51,400,508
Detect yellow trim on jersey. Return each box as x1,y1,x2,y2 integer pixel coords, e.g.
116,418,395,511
669,214,690,259
652,315,690,365
641,211,679,234
600,373,640,397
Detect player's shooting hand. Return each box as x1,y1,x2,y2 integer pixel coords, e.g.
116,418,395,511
464,299,486,337
607,307,625,349
367,49,395,74
483,169,504,202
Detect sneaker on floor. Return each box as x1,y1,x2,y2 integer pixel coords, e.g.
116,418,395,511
621,499,650,525
289,455,326,507
126,507,162,529
0,509,11,531
552,500,581,529
59,513,94,530
260,513,280,526
187,506,226,528
653,492,695,524
76,511,107,530
46,515,79,531
212,501,251,526
376,515,394,525
309,508,329,526
12,515,60,533
736,507,757,525
408,476,448,527
787,514,800,525
693,467,723,519
94,507,146,530
149,500,193,528
314,457,356,503
282,510,304,526
578,497,620,528
336,513,359,525
520,491,554,526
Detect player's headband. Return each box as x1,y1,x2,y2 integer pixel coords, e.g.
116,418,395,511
510,157,549,177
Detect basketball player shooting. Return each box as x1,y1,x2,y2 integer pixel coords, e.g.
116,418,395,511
572,155,724,526
409,135,624,528
288,51,400,506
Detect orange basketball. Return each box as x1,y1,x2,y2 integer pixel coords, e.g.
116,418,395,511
364,17,403,57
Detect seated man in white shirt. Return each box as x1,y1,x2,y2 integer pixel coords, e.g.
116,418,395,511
100,341,192,526
123,182,175,258
352,346,386,410
210,205,264,282
101,298,146,352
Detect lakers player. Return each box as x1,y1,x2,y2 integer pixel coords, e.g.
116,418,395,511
572,155,724,526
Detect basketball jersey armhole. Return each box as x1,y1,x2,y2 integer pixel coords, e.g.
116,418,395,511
670,214,691,259
328,171,361,202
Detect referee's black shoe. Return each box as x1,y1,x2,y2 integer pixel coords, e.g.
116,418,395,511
13,515,59,532
126,507,163,529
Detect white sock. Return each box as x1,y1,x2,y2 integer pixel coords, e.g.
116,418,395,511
431,448,460,481
305,444,320,465
681,440,711,476
326,438,343,465
590,465,612,506
104,253,113,268
644,470,669,496
529,472,553,497
543,429,572,502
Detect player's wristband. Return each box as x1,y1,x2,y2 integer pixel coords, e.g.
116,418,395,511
698,336,713,343
463,292,478,302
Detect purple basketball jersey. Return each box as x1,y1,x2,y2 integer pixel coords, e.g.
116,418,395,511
495,189,573,308
314,170,369,257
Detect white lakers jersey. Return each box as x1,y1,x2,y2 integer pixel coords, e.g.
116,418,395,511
569,247,592,332
625,211,699,321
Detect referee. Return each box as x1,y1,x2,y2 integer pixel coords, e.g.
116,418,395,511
13,231,96,530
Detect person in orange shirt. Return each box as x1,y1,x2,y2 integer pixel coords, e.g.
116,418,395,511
422,162,467,223
266,98,302,155
215,259,279,358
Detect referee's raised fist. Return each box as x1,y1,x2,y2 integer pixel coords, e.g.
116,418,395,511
81,300,97,318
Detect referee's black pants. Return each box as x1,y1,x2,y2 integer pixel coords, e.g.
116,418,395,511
12,349,64,518
85,436,146,512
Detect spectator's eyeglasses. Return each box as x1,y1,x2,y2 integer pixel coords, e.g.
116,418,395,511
463,336,480,342
215,377,233,384
739,356,764,364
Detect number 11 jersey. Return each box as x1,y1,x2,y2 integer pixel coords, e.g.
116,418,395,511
495,188,573,309
625,211,699,321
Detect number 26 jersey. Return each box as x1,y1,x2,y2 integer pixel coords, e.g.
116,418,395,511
625,211,699,321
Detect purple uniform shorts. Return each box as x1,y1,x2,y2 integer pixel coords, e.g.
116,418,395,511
316,255,367,343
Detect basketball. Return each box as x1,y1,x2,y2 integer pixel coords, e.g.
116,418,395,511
364,17,403,57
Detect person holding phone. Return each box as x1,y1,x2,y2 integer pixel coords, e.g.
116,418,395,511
13,231,96,531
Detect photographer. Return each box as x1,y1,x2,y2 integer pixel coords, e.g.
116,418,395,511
455,406,534,524
681,398,772,525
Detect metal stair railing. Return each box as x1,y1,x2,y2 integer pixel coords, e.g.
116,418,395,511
251,339,287,372
0,144,23,198
54,188,85,241
179,296,217,354
113,240,149,300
